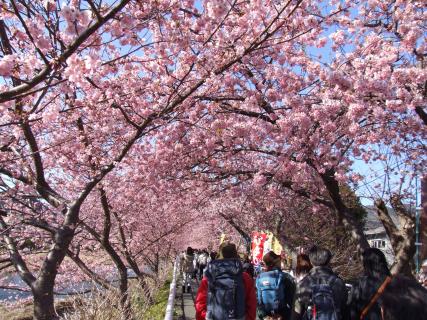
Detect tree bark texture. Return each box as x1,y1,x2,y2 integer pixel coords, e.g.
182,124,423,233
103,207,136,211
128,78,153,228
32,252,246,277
321,170,370,252
33,285,57,320
375,197,416,276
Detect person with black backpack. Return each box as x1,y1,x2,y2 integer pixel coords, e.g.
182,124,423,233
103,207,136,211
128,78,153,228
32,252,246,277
180,246,195,293
195,242,256,320
256,251,296,320
291,246,348,320
197,249,210,280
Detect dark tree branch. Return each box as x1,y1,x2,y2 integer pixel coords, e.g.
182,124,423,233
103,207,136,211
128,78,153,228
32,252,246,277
0,216,36,287
415,106,427,126
375,198,400,250
66,249,114,290
0,0,133,103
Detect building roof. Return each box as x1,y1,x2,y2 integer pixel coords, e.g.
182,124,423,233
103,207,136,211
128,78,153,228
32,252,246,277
363,205,400,232
365,226,387,236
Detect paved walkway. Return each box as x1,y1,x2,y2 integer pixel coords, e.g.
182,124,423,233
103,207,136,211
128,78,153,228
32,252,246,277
174,277,199,320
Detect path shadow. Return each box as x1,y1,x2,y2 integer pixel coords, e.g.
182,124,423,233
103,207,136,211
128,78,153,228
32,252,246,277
175,277,199,320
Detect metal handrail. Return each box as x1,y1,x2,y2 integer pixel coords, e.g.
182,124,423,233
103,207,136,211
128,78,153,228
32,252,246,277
164,256,180,320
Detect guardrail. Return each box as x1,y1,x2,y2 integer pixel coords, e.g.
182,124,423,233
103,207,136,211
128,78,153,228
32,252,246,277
164,256,180,320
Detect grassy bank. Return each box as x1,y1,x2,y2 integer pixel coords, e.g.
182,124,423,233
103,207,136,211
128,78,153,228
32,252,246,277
0,275,174,320
141,278,172,320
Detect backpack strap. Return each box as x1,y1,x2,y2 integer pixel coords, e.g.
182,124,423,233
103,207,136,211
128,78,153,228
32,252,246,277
359,276,392,320
275,269,283,288
326,276,338,314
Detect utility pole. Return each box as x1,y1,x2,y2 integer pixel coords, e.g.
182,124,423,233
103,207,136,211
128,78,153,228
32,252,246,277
416,175,421,273
420,175,427,266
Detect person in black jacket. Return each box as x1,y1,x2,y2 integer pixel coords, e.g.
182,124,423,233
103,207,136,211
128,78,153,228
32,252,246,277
347,248,391,320
291,246,348,320
348,248,427,320
381,273,427,320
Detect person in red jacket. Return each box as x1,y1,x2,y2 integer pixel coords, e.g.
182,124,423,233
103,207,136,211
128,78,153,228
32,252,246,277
195,242,256,320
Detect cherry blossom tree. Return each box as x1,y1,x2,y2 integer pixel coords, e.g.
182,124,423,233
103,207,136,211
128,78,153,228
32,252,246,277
1,1,426,319
1,0,314,318
65,180,203,318
147,0,426,273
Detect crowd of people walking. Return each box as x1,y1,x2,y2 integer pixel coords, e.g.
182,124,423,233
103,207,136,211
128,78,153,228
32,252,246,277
180,243,427,320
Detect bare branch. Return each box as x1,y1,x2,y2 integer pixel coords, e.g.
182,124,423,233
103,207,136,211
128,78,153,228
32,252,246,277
66,249,114,290
87,0,102,21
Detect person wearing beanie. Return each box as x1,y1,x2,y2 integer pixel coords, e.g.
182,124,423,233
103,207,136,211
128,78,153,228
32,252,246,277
291,246,348,320
195,242,256,320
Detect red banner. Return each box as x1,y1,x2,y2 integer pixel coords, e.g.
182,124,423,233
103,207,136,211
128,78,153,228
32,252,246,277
251,232,267,264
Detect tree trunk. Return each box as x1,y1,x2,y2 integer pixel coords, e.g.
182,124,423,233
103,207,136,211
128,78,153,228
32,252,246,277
31,206,79,319
96,187,133,319
102,245,133,319
154,252,159,274
32,278,57,320
321,170,370,252
375,197,416,276
118,267,132,320
218,212,251,253
391,233,416,276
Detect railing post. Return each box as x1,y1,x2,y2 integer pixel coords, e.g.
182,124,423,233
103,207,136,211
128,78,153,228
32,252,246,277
164,256,179,320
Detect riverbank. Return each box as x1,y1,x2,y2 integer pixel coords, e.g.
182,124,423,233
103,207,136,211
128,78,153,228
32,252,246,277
0,300,75,320
0,275,172,320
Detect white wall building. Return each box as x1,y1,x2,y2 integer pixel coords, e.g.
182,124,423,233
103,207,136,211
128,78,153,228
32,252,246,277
363,206,398,266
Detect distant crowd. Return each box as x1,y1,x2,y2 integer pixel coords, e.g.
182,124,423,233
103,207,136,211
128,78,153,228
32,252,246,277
179,244,427,320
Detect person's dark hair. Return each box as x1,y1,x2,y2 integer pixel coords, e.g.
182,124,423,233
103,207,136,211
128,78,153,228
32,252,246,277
220,242,239,259
308,246,332,266
210,251,217,260
362,248,391,279
186,246,194,255
242,253,250,263
296,253,313,276
263,251,281,269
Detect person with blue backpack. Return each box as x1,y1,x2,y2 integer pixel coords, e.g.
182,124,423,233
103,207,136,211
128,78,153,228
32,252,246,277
256,251,296,320
290,246,348,320
195,242,256,320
